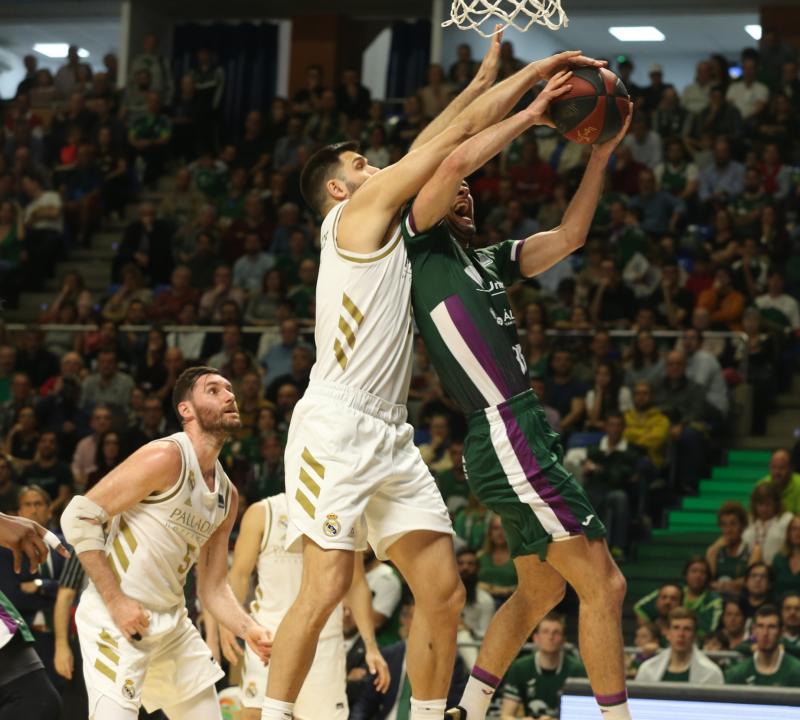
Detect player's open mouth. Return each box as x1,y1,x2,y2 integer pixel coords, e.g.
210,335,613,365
454,202,470,217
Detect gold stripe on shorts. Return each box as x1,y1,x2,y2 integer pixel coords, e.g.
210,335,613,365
302,448,325,480
333,339,347,370
299,468,321,498
295,489,315,519
94,658,117,682
98,644,120,665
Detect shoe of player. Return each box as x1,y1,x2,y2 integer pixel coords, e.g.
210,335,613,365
443,708,467,719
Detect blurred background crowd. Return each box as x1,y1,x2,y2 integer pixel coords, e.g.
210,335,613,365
2,21,800,720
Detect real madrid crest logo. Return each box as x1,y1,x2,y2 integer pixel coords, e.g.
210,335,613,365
245,681,257,699
122,679,136,700
322,513,341,537
188,470,196,491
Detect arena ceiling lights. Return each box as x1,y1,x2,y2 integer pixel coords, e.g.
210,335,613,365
33,43,90,58
745,24,762,40
608,26,665,42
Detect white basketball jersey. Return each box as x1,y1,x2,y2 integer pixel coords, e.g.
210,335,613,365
252,493,342,640
100,432,233,612
308,200,414,405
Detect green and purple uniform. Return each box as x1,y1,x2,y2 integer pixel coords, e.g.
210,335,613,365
403,209,605,560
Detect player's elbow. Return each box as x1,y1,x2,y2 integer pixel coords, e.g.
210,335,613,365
560,224,586,251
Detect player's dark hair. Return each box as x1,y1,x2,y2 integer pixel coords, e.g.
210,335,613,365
172,365,220,423
300,140,359,215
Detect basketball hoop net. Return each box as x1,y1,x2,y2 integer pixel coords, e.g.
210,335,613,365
442,0,568,37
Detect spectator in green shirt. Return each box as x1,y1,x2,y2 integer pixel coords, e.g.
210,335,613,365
781,592,800,658
477,513,517,604
706,500,760,595
128,91,172,187
772,515,800,599
500,612,585,719
681,555,723,640
758,449,800,515
633,582,682,640
704,598,748,654
725,604,800,686
435,439,470,513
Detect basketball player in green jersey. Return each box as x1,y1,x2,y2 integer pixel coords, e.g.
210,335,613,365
400,78,635,719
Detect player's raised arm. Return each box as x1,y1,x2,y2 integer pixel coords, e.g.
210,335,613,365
196,484,273,664
518,102,633,279
411,34,605,152
60,441,180,640
218,500,267,663
410,27,504,152
411,72,573,233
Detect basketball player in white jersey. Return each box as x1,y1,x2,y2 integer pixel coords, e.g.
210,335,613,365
213,493,390,720
262,31,606,720
60,367,272,719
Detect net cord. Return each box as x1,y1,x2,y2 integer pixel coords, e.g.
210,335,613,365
442,0,568,36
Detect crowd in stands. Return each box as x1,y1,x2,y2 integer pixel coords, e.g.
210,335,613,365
2,24,800,719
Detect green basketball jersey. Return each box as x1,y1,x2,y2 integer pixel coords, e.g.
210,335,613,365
402,209,529,415
503,650,586,717
0,589,34,644
715,543,752,581
724,650,800,686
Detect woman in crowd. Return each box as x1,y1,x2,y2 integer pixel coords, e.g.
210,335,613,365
703,598,749,654
772,516,800,598
244,268,287,326
706,501,760,594
624,330,665,388
584,361,633,434
742,482,793,564
477,513,518,606
86,431,122,490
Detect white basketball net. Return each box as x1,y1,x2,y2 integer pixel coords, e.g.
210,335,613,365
443,0,569,37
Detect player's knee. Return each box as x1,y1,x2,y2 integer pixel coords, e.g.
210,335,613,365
606,566,627,607
416,573,465,621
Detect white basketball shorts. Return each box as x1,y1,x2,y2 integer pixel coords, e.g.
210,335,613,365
284,381,453,559
240,623,348,718
75,586,224,714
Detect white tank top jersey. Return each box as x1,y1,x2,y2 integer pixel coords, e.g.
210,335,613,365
99,432,233,612
252,493,342,640
308,200,414,405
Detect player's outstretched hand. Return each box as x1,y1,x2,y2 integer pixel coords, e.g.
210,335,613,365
365,644,391,693
593,100,634,158
110,594,150,642
528,70,573,128
472,24,504,89
534,50,606,83
220,624,243,665
0,512,69,573
245,624,273,665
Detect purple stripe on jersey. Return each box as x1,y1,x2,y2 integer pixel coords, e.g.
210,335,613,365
497,403,582,534
0,605,18,636
443,294,510,398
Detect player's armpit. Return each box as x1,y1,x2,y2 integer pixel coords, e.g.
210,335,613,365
85,440,182,517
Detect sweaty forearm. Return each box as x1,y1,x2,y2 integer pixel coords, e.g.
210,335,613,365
411,80,488,151
203,583,256,639
559,151,609,247
79,549,124,606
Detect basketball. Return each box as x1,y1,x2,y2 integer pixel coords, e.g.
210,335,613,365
548,66,630,145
